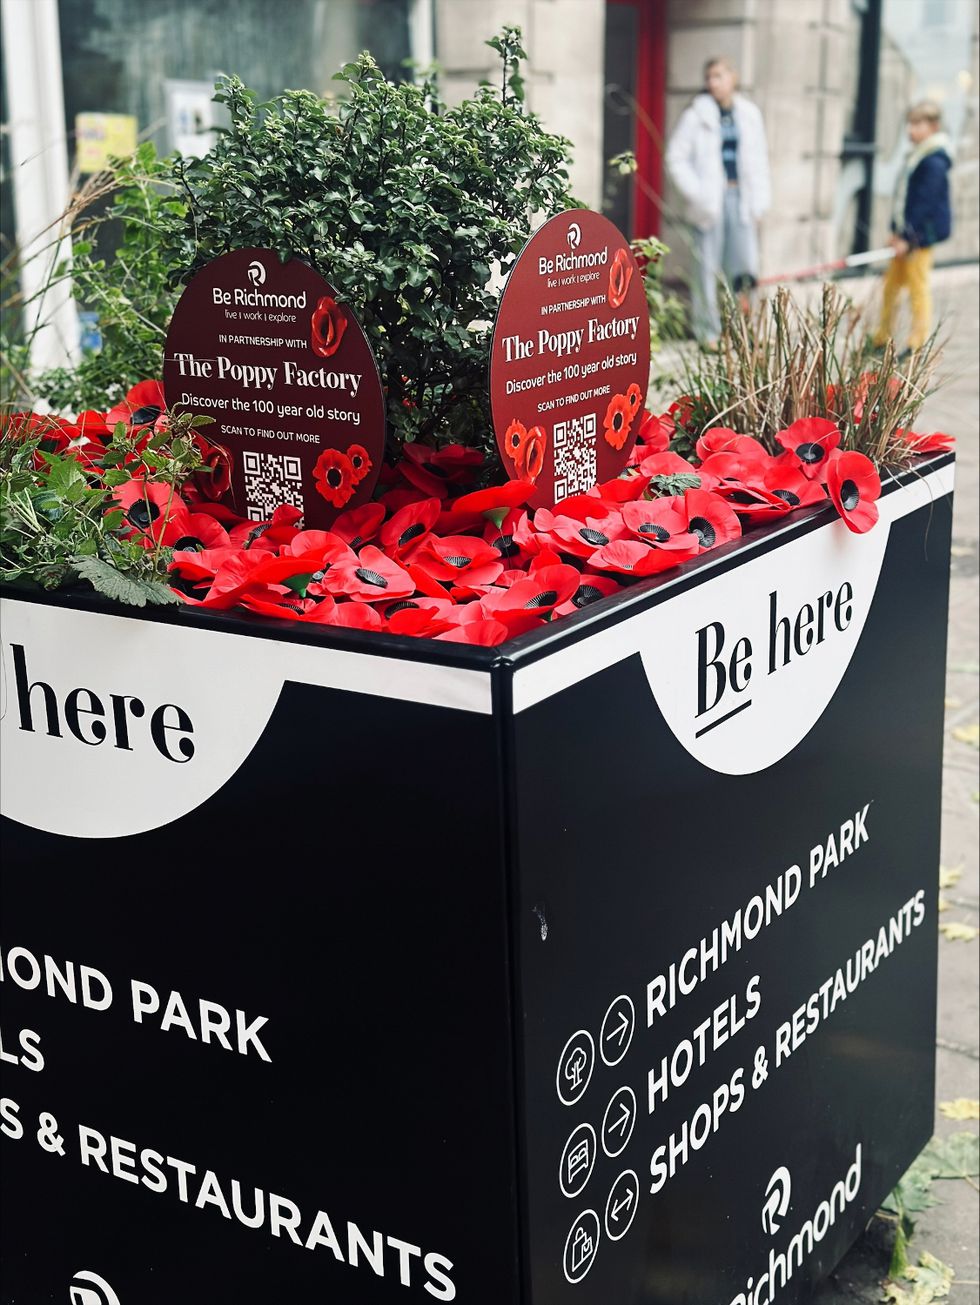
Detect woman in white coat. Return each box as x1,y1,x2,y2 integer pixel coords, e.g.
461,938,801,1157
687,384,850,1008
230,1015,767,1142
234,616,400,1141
666,58,771,344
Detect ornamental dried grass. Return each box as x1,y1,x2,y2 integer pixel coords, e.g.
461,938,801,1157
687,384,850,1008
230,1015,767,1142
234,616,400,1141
675,284,943,468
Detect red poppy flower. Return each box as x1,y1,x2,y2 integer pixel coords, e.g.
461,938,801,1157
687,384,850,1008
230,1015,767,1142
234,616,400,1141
192,433,233,500
380,498,442,559
327,545,415,601
399,441,484,496
73,410,111,441
280,529,355,567
607,247,634,309
229,503,303,550
825,450,881,534
589,538,692,576
634,410,671,454
482,508,532,567
310,296,348,358
379,483,433,514
325,601,384,631
534,508,627,560
761,462,827,511
638,450,701,478
111,478,191,544
621,498,699,549
481,563,580,621
239,593,339,624
625,383,643,415
554,574,620,617
346,443,373,485
668,394,699,432
169,512,232,553
413,535,503,587
603,393,634,450
682,488,742,552
698,454,793,520
313,448,356,508
169,544,241,586
331,501,385,549
436,618,510,646
503,418,530,470
895,428,955,455
695,429,768,463
595,473,652,505
381,607,451,638
775,417,841,481
192,551,325,609
437,480,536,533
105,380,166,431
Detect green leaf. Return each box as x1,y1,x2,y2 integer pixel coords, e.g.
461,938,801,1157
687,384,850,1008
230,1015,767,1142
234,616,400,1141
918,1133,979,1180
882,1250,955,1303
72,555,179,607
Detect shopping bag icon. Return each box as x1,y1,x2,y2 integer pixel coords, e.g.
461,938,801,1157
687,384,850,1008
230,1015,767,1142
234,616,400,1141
571,1223,594,1273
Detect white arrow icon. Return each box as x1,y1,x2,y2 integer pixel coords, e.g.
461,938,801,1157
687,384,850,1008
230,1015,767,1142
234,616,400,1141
605,1011,630,1046
600,995,635,1067
610,1103,631,1136
601,1086,636,1157
604,1169,640,1242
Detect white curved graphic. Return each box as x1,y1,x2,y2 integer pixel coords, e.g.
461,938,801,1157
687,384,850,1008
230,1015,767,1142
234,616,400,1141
567,221,582,251
638,502,891,774
246,258,266,286
762,1166,792,1236
0,603,492,840
70,1269,121,1305
510,466,954,777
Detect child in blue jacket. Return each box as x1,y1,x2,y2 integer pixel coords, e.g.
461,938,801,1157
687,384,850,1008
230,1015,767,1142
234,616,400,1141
874,101,952,354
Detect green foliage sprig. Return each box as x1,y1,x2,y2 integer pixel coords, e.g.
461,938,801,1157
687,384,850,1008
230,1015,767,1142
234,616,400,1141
148,28,575,458
1,412,207,605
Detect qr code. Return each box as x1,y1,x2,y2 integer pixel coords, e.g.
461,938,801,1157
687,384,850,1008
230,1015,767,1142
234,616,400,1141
553,413,598,502
242,450,305,523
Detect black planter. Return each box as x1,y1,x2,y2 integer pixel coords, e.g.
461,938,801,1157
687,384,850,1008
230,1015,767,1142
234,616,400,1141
0,454,953,1305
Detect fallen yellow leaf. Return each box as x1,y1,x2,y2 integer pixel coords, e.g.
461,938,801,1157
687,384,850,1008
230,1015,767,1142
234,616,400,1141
938,897,950,913
938,1099,980,1121
952,722,980,748
939,865,963,889
939,921,979,942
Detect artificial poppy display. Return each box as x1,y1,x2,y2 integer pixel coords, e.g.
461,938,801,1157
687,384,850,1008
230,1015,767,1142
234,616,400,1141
825,450,882,534
106,380,167,431
313,448,356,509
775,417,841,480
310,296,348,358
4,371,951,649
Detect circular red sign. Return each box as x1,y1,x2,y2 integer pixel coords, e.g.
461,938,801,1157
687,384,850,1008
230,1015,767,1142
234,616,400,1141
490,210,650,509
163,248,384,529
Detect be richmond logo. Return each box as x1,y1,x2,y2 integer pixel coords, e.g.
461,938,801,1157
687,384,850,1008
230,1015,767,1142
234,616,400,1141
729,1147,863,1305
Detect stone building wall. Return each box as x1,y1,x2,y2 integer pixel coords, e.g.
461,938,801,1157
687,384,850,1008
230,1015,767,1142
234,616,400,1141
434,0,606,210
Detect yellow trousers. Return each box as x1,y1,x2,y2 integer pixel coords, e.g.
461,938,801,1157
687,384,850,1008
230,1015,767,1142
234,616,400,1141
874,247,934,350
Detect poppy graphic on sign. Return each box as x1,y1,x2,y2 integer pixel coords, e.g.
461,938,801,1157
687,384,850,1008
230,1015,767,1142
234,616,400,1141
490,209,649,510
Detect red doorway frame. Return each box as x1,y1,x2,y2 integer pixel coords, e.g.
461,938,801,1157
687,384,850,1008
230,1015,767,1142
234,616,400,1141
606,0,667,237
